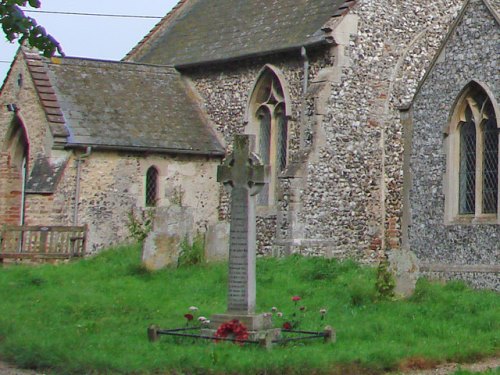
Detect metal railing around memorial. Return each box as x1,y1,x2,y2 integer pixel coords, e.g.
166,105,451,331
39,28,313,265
0,225,87,261
147,325,334,348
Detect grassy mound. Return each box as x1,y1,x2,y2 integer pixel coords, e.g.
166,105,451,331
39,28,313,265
0,244,498,374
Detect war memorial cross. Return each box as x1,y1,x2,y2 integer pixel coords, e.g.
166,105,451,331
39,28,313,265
217,134,269,314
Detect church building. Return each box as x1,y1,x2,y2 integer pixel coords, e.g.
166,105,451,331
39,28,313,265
1,0,497,287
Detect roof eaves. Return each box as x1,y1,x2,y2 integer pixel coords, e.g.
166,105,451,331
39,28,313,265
175,38,333,69
62,143,226,157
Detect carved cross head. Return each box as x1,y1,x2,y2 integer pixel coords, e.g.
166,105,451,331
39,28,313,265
217,134,269,196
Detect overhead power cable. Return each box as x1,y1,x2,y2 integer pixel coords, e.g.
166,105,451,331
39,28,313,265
24,10,163,19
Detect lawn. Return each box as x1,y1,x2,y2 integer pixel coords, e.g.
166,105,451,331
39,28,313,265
0,244,498,374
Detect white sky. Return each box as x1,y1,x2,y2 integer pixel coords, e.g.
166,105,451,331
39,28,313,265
1,0,178,83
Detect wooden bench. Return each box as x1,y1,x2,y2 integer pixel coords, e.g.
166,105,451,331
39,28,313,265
0,225,87,262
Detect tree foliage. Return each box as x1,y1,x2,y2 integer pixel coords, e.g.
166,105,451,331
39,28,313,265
0,0,62,57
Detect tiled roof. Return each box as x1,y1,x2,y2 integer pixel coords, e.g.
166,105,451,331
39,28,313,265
126,0,356,67
23,51,224,156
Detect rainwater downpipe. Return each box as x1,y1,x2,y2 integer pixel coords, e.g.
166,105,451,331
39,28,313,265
20,157,27,226
301,46,309,95
300,46,310,149
73,146,92,226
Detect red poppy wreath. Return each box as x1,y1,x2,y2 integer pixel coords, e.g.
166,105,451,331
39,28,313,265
214,319,249,344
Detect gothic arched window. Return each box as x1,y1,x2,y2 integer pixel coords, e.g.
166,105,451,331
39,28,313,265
247,67,289,206
145,166,159,207
447,83,498,221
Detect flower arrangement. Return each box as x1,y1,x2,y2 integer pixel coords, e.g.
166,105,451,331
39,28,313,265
183,306,210,326
214,319,249,344
270,296,329,330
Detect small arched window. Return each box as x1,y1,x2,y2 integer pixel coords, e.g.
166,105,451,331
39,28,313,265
145,166,159,207
248,67,289,206
448,82,498,221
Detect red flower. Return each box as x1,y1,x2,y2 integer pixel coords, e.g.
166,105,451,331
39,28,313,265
282,322,292,330
292,296,301,302
184,313,194,321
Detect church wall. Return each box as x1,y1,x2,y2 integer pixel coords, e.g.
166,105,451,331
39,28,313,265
185,50,336,255
0,57,55,226
0,152,23,225
335,0,463,260
184,0,462,260
20,151,220,253
65,151,221,253
408,0,499,289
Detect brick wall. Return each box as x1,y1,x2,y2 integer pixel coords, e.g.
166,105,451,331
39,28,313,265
0,151,22,225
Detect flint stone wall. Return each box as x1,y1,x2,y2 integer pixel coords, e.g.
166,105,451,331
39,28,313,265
408,0,499,289
184,0,462,260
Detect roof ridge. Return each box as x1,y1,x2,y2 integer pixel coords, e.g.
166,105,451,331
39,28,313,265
47,55,178,73
22,49,69,140
123,0,191,62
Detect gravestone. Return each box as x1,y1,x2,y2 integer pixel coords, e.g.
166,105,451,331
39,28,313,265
206,134,277,336
142,206,193,270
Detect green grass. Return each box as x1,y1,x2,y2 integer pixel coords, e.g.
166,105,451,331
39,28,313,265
0,244,498,374
452,369,500,375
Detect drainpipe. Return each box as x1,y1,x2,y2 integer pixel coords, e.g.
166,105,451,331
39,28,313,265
20,156,27,225
74,147,92,226
299,46,310,150
301,46,309,95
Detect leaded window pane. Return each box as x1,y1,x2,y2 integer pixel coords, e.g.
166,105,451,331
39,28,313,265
482,106,498,214
276,104,288,172
257,107,271,205
146,167,159,207
459,112,476,215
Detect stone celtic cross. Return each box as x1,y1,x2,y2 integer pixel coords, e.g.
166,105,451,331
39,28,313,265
217,134,269,314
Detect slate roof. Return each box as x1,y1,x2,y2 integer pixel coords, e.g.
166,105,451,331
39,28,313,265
22,50,224,155
127,0,356,67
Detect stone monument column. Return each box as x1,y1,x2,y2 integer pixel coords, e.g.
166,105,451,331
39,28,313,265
208,134,274,332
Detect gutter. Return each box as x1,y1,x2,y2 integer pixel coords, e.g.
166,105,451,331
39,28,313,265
174,38,333,70
73,146,92,226
61,143,226,157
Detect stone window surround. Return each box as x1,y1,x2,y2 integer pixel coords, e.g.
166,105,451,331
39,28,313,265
244,64,292,213
444,80,499,225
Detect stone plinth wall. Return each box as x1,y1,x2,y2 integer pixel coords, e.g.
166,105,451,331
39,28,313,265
408,0,499,288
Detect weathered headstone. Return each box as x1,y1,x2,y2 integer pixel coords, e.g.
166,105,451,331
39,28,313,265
207,134,277,335
204,222,230,262
142,206,194,270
